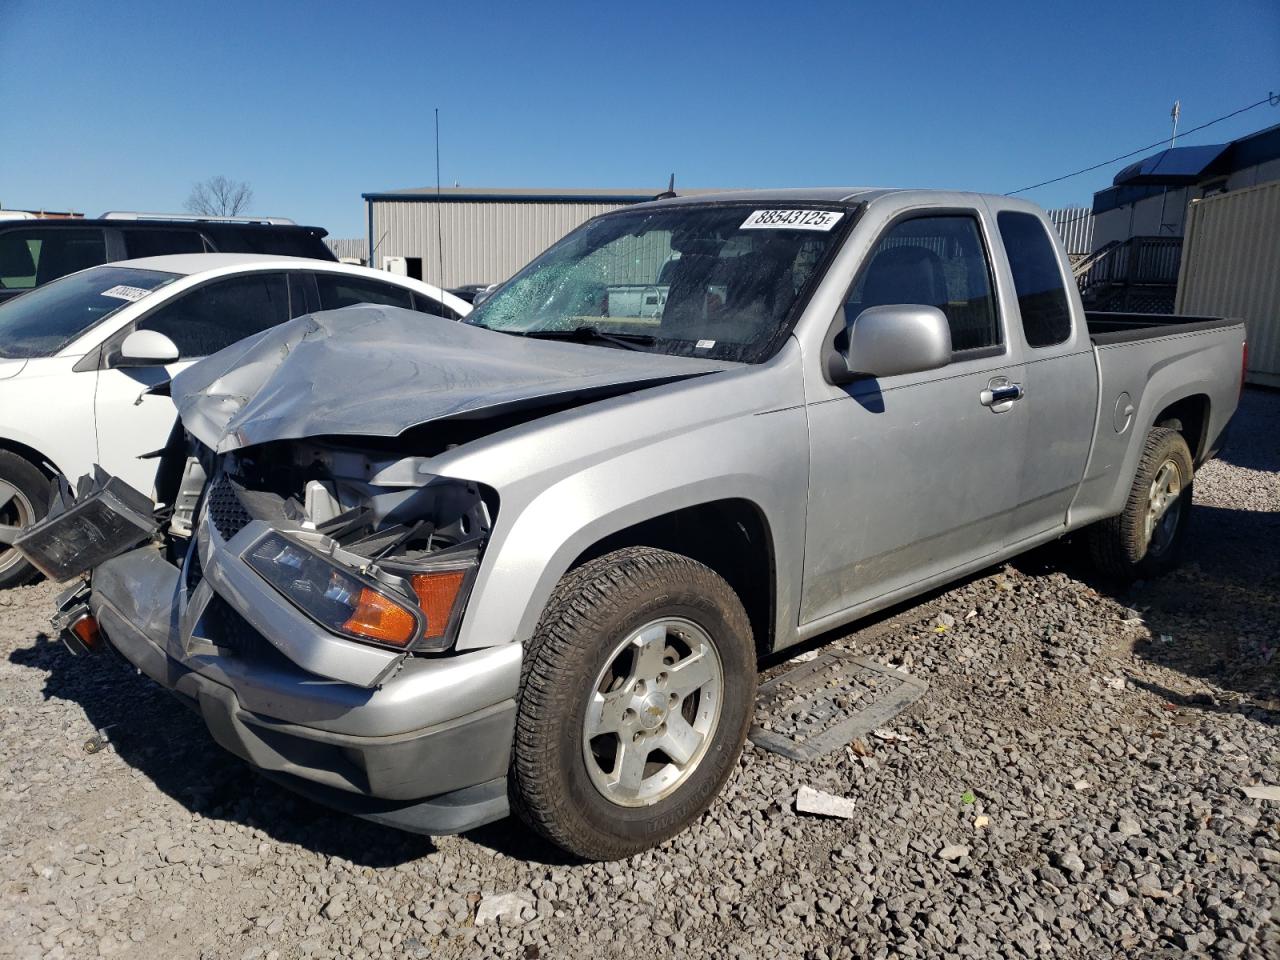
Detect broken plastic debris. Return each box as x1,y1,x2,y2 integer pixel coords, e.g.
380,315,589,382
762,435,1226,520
1159,634,1174,644
974,815,990,829
871,728,911,743
1241,785,1280,803
475,892,534,926
795,786,856,819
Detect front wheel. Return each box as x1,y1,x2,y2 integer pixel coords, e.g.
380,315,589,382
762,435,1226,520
1087,426,1194,581
0,451,49,589
510,546,756,861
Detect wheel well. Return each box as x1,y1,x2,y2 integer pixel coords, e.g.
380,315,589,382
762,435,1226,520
1153,394,1210,464
572,499,776,658
0,438,59,480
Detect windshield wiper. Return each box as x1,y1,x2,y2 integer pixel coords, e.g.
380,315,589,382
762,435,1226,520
519,326,657,351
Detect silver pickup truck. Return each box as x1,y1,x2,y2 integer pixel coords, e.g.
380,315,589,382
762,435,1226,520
25,189,1246,861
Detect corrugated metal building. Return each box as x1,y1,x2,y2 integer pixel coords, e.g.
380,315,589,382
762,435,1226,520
1176,180,1280,387
1045,207,1094,257
324,237,369,263
362,187,678,289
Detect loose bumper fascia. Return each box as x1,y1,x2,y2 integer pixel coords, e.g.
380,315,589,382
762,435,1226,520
88,545,519,833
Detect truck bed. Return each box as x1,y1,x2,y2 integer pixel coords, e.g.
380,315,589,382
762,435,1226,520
1084,311,1240,345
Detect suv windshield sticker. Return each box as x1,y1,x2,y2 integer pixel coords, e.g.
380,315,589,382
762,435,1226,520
100,284,153,302
740,209,844,232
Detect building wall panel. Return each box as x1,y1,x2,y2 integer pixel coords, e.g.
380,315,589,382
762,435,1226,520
371,200,634,288
1175,180,1280,385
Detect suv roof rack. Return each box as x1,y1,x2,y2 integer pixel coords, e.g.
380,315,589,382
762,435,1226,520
99,211,297,225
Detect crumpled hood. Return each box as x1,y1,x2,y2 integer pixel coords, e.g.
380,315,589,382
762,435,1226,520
172,306,736,453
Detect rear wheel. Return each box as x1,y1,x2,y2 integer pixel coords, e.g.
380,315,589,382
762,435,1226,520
0,451,49,589
1087,427,1193,581
510,546,755,861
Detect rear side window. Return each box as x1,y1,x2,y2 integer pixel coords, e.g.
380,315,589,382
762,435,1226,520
124,229,209,259
0,228,107,289
316,273,413,310
847,215,999,353
216,228,333,259
412,290,460,320
997,211,1072,348
135,272,290,359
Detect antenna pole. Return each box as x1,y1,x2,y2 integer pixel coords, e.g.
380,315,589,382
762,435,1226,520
1170,100,1181,147
435,108,445,290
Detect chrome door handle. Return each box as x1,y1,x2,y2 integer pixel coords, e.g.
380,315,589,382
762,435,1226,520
980,379,1024,411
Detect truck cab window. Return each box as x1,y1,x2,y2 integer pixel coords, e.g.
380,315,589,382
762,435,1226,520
848,216,999,353
997,211,1072,348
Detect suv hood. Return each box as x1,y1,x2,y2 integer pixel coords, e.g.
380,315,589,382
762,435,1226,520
172,306,736,453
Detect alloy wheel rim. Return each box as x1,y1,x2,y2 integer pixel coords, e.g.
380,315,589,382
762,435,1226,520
581,617,724,807
0,479,34,574
1144,459,1183,555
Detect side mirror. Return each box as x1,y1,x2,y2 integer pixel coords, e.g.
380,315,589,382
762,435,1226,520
116,330,180,367
835,304,952,381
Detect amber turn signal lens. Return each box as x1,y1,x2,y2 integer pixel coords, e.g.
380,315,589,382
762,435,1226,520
410,570,467,640
341,588,418,647
71,615,101,650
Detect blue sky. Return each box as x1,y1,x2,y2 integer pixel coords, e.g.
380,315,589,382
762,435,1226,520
2,0,1277,238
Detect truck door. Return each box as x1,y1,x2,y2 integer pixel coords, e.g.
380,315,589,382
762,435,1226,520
988,207,1096,545
92,272,295,495
800,211,1027,624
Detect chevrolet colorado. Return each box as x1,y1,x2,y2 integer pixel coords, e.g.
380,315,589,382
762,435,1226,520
23,189,1246,860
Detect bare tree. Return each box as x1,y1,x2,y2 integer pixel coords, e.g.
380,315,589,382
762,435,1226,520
184,176,254,217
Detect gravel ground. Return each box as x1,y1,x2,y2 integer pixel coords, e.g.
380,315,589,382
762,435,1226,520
2,389,1278,960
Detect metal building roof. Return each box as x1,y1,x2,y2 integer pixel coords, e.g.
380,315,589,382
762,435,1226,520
1112,144,1230,186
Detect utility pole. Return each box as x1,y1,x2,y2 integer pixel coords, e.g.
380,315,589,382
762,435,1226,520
1170,100,1181,147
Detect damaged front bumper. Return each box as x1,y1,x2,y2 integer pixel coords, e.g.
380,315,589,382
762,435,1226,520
31,476,520,835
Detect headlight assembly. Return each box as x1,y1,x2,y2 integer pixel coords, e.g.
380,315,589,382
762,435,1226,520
245,532,478,652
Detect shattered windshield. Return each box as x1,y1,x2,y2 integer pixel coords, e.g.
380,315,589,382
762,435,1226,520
0,265,178,359
464,204,852,363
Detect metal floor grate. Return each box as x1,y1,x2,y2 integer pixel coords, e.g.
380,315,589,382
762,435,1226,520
750,652,928,761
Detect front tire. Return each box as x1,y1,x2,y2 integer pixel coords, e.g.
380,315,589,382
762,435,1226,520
510,546,756,861
1087,426,1193,581
0,451,48,589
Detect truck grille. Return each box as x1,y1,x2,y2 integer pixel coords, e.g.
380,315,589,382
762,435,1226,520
200,594,281,662
206,474,252,542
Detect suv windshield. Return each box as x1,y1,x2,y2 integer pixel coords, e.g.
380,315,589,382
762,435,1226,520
464,204,851,363
0,266,179,359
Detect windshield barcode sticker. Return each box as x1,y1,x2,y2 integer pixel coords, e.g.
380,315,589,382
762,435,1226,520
740,209,843,232
100,284,153,302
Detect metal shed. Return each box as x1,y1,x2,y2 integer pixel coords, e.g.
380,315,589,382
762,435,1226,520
1176,180,1280,386
362,187,676,289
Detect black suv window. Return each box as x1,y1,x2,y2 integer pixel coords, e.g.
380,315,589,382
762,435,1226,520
0,228,107,289
316,273,413,310
135,272,290,359
848,215,999,353
997,211,1073,348
124,229,209,259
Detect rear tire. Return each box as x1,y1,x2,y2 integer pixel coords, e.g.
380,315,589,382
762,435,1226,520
510,546,756,861
0,451,49,589
1087,427,1193,581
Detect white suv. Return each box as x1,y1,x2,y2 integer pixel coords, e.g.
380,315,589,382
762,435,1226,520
0,253,470,586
